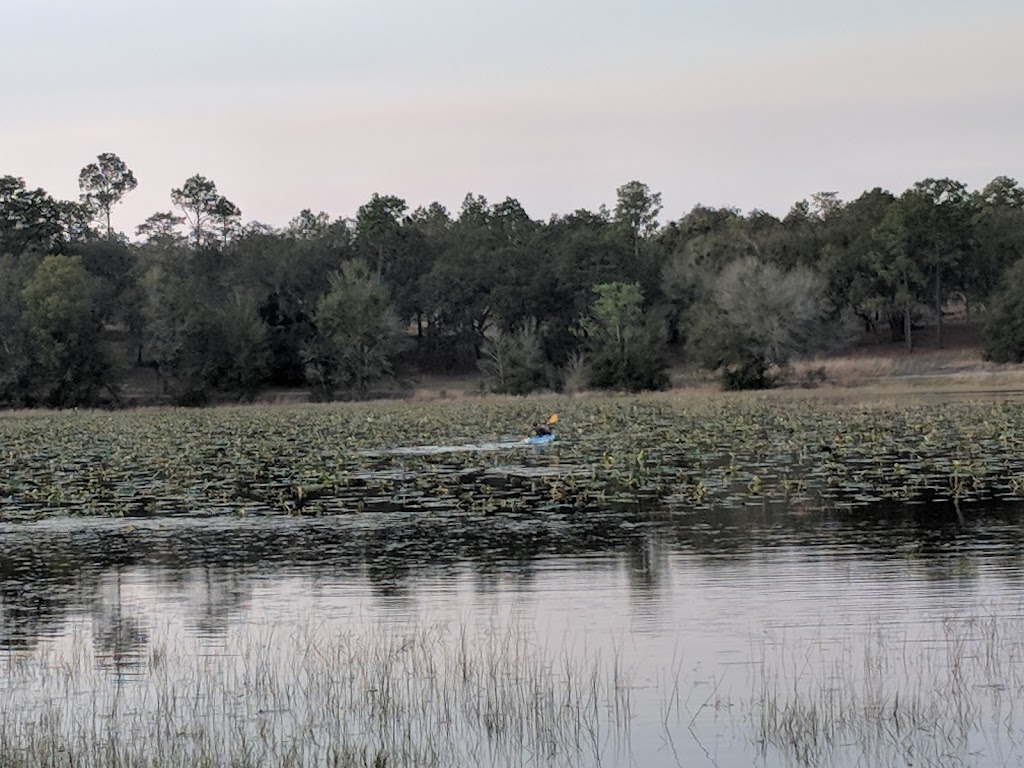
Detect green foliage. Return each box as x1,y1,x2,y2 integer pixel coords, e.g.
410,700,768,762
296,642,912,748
235,231,338,386
355,193,408,281
171,175,233,247
136,211,186,245
578,282,669,392
970,177,1024,306
138,247,271,402
480,325,553,394
982,258,1024,363
817,188,895,331
78,152,137,238
210,196,242,246
181,293,271,400
688,258,838,390
0,254,37,406
21,254,108,406
418,197,500,370
304,261,407,397
139,254,192,390
614,180,662,260
0,176,68,256
71,239,138,326
6,161,1024,410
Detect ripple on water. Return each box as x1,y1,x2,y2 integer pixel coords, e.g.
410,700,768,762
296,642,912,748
2,502,1024,766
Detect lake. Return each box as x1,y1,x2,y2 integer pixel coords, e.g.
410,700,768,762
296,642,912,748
4,497,1024,767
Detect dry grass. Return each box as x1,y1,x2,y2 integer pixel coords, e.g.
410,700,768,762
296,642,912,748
407,372,488,401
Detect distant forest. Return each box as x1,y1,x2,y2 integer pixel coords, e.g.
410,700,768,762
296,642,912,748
3,154,1024,407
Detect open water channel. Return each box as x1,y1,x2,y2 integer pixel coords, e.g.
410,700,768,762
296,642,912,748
3,497,1024,767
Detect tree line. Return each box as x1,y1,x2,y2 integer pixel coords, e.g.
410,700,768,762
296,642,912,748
3,154,1024,407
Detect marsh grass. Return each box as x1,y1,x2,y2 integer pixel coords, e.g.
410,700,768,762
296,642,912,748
0,618,643,768
751,614,1024,768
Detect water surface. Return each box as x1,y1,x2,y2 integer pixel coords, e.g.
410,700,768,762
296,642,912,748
3,502,1024,766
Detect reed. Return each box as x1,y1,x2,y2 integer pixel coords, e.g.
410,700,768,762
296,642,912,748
750,613,1024,767
0,618,644,768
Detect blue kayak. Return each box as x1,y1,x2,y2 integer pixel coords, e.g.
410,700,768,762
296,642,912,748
526,432,556,445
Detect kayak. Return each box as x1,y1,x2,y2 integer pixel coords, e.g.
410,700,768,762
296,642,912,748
526,432,556,445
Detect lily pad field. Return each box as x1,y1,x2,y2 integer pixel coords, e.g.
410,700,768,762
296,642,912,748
2,394,1024,522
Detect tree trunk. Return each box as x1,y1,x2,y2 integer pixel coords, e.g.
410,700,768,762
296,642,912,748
904,304,912,352
935,269,943,349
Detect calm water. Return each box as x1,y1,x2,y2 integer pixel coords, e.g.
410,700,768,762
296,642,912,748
3,502,1024,767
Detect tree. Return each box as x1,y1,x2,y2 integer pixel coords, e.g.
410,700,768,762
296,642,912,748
544,209,634,352
355,193,408,281
577,281,669,391
810,191,843,221
287,209,333,240
688,257,839,389
171,175,223,246
403,203,451,339
816,188,895,335
303,261,407,396
614,181,662,261
72,239,138,326
210,196,242,246
418,195,500,369
21,254,108,406
480,324,552,394
869,199,927,350
0,176,66,255
78,153,137,238
970,177,1024,307
234,230,345,386
139,253,196,396
659,206,762,345
0,253,36,405
136,211,186,245
178,292,270,400
982,258,1024,363
905,178,973,348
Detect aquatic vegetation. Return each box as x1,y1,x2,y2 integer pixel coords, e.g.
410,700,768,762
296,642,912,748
2,395,1024,522
5,395,1024,768
750,613,1024,767
0,617,643,768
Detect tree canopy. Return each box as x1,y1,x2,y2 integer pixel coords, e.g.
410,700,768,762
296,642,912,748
3,158,1024,407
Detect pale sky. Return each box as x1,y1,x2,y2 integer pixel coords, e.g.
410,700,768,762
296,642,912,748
3,0,1022,236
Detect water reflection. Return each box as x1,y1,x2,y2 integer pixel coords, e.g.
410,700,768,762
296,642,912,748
91,569,150,678
2,501,1024,766
2,501,1024,654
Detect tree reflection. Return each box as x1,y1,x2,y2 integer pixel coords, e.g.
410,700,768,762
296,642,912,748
91,568,150,680
1,499,1024,651
180,567,253,638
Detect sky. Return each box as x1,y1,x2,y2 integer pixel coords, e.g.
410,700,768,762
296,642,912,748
3,0,1022,236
